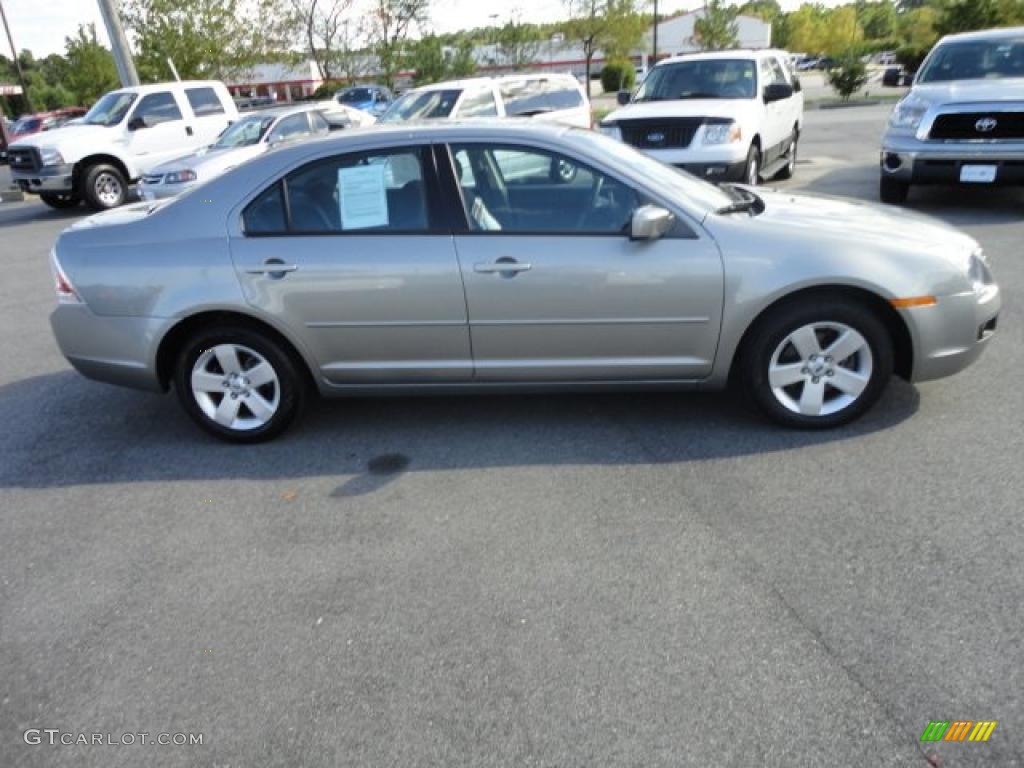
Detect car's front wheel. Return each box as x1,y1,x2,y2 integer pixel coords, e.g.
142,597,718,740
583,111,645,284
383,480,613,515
774,131,798,180
39,192,81,209
82,163,127,211
174,326,306,442
741,298,894,429
744,144,761,185
879,176,909,205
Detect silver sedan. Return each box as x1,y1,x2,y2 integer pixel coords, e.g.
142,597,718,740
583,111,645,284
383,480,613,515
48,122,1001,442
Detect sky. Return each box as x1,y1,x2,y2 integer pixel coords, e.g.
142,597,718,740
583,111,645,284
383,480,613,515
2,0,849,58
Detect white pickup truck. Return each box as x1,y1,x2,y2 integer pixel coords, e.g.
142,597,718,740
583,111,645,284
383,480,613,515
599,50,804,186
8,80,238,210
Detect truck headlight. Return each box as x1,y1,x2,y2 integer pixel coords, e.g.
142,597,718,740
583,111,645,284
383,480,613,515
889,95,929,131
702,121,742,145
39,146,64,166
164,169,197,184
599,122,621,141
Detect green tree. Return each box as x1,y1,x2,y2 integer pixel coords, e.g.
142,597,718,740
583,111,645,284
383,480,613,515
561,0,645,97
737,0,782,23
122,0,293,81
494,17,544,68
856,1,898,40
406,35,446,84
895,5,940,69
691,0,740,51
288,0,357,83
822,6,864,55
935,0,1024,36
368,0,431,88
447,39,478,78
783,5,828,54
62,24,119,105
828,50,870,100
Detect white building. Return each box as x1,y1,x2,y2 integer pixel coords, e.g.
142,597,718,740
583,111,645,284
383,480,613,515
646,9,772,57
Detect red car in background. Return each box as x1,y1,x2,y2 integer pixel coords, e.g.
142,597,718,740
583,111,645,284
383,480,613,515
0,107,86,164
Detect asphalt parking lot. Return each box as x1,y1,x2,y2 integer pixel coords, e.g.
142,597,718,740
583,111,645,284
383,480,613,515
1,105,1021,768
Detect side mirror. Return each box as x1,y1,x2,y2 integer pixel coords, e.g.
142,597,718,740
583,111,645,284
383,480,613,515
616,91,631,106
127,116,147,131
630,205,675,241
763,83,794,103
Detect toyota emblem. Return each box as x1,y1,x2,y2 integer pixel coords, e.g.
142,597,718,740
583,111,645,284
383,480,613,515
975,117,998,133
646,131,666,143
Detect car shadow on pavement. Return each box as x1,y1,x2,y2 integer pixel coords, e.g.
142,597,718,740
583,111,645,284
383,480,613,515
0,202,88,227
0,370,920,491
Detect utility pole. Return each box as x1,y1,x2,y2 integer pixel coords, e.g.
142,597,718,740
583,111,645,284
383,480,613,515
652,0,658,64
96,0,140,87
0,0,31,111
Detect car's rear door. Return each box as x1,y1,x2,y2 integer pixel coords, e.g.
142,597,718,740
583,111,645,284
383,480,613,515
184,85,232,146
229,144,473,385
444,141,723,381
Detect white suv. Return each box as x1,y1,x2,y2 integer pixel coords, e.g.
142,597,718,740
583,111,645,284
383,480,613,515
8,80,238,210
599,50,804,185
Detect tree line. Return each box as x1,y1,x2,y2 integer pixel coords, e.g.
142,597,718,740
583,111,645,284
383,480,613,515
3,0,1023,116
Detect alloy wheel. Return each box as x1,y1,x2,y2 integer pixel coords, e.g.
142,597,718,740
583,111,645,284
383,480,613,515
94,172,123,207
767,322,873,417
190,343,281,431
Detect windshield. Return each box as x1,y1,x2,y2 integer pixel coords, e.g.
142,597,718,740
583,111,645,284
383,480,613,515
11,117,40,134
379,89,461,123
338,88,373,104
570,129,734,213
83,92,137,126
213,115,275,148
918,37,1024,82
634,59,757,101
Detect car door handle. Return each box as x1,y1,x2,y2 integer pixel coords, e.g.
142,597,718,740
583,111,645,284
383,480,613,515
474,260,531,274
185,126,194,136
245,259,298,277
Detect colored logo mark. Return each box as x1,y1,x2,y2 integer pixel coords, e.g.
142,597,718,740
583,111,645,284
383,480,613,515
921,720,997,742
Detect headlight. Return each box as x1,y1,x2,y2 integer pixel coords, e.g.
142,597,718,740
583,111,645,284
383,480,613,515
39,146,64,166
889,95,929,131
702,121,742,145
968,249,994,289
599,122,622,141
164,169,197,184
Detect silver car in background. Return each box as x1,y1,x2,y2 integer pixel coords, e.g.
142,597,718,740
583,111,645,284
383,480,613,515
139,104,331,201
49,122,1000,442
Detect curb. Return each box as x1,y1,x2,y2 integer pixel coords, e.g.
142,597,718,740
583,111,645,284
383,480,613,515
1,185,25,203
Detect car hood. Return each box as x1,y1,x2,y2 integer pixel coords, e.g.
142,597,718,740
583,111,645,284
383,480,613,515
910,78,1024,105
742,187,977,266
603,99,759,124
10,123,117,151
150,144,265,177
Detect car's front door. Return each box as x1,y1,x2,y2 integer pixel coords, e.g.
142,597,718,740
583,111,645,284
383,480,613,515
229,145,472,385
124,91,198,171
445,142,723,381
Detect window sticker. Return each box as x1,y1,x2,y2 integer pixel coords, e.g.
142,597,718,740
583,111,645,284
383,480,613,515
338,164,389,229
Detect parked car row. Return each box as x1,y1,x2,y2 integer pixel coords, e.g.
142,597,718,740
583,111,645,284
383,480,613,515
0,107,86,164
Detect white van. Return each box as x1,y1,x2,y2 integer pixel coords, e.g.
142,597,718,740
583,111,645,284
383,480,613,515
378,73,591,128
8,80,238,210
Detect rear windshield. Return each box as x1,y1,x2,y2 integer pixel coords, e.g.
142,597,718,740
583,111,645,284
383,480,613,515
634,59,757,101
918,37,1024,82
11,117,40,133
379,89,461,122
500,79,584,116
339,88,373,103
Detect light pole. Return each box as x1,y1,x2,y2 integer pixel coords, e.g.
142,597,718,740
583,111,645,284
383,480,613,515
96,0,140,87
652,0,658,64
0,0,31,111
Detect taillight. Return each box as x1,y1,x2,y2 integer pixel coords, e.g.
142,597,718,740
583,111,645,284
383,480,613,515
49,248,81,304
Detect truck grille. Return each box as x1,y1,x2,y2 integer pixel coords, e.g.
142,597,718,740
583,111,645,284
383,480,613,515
7,146,40,173
930,111,1024,140
618,118,705,149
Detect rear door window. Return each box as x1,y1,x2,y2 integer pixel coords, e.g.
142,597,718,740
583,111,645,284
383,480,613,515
186,87,226,116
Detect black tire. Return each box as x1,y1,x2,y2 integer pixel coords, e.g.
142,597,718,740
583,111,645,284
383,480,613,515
39,192,82,209
879,176,909,205
173,325,306,443
740,297,894,429
773,131,798,180
743,144,761,185
81,163,127,211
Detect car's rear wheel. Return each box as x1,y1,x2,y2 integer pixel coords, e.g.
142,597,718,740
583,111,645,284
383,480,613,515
82,163,127,211
774,131,798,180
741,298,894,429
744,144,761,185
174,326,305,443
879,176,909,205
39,192,81,209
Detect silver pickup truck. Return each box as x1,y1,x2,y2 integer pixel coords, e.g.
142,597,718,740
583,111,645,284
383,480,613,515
879,26,1024,204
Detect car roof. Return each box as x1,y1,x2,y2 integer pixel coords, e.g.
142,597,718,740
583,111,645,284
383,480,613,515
658,49,784,66
109,80,225,96
939,25,1024,44
239,103,321,118
405,72,581,95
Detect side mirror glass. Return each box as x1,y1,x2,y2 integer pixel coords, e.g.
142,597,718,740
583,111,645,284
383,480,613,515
616,91,631,106
630,205,675,241
763,83,794,103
